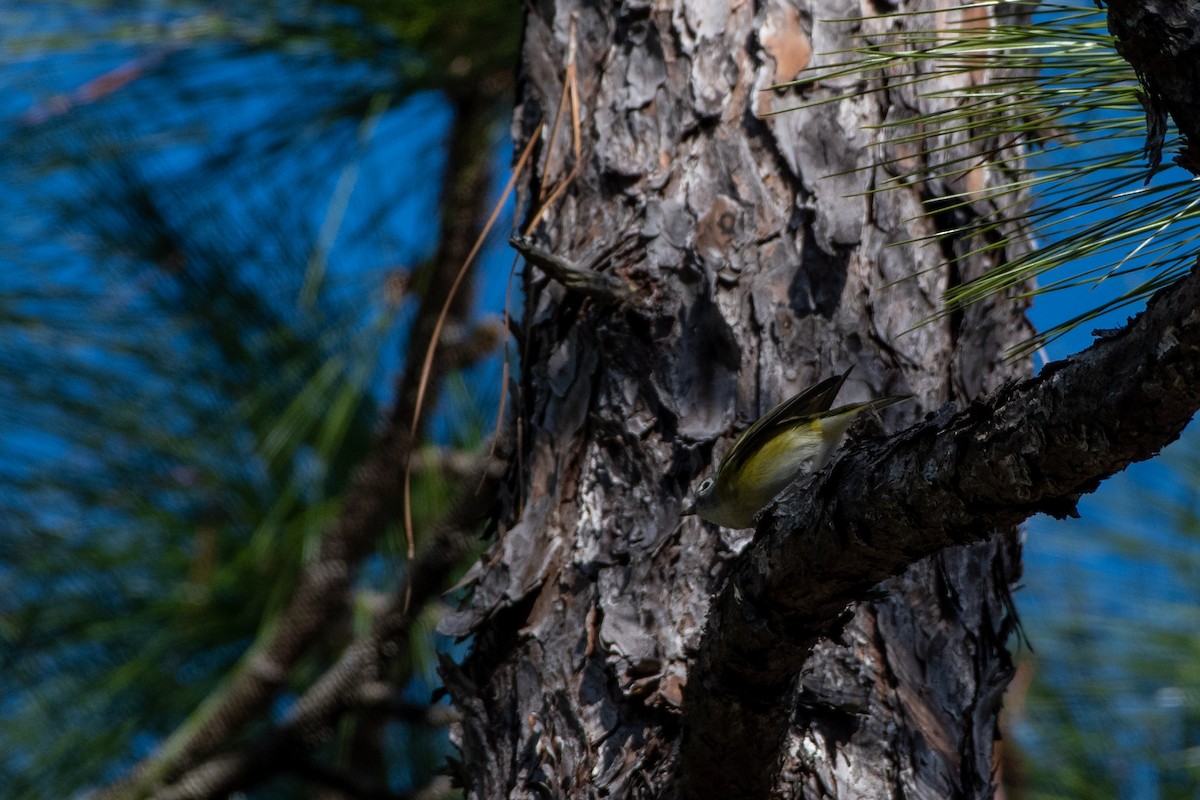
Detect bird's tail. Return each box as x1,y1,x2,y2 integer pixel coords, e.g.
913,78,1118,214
826,394,910,419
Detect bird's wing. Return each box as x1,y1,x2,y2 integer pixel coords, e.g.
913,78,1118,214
718,367,852,479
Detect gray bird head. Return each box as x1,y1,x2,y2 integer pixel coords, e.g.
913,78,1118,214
681,476,717,518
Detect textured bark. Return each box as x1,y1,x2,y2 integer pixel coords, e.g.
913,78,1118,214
443,1,1035,798
1106,0,1200,172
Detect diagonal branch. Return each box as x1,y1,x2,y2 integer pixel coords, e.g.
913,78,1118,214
680,258,1200,798
149,453,502,799
99,90,499,800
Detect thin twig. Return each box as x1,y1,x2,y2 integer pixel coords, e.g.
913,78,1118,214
402,125,542,581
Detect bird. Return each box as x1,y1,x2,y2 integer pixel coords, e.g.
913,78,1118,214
681,368,908,528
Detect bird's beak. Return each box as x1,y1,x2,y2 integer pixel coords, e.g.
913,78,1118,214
680,500,696,517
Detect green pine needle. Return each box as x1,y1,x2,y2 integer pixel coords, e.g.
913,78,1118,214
782,1,1198,356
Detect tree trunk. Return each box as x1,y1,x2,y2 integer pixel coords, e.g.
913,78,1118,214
444,1,1031,797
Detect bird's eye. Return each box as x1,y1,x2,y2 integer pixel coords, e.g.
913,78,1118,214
698,477,714,493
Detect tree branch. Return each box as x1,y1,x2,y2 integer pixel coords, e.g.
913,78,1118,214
148,454,500,799
680,259,1200,799
99,91,498,800
1105,0,1200,174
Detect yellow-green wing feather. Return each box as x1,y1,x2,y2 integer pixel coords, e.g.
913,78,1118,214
727,419,827,515
717,368,852,479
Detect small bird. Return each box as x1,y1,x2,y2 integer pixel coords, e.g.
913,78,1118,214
681,368,908,528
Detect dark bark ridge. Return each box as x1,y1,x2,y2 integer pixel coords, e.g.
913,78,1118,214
1106,0,1200,171
680,259,1200,798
